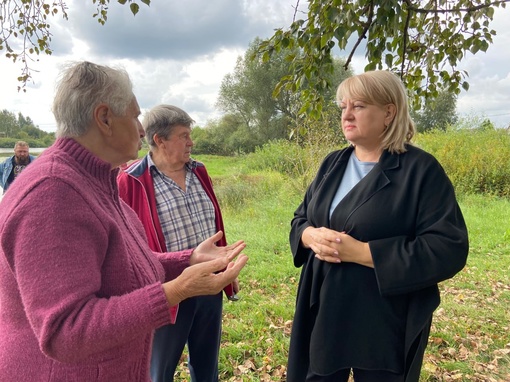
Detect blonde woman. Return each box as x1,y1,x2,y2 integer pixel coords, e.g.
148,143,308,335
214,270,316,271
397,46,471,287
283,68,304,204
287,71,468,382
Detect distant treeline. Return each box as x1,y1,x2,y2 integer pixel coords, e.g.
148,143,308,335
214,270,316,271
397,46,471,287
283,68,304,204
0,109,55,148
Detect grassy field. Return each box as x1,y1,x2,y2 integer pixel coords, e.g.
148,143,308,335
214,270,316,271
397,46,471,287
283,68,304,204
2,147,509,380
172,154,510,382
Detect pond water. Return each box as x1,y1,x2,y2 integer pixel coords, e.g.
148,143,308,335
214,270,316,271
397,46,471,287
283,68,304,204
0,148,46,154
0,148,47,160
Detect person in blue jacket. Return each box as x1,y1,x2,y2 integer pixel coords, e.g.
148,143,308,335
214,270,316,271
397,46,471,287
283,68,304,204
0,141,36,193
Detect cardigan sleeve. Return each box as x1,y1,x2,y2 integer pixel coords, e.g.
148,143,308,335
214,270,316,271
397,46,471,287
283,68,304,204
370,154,469,296
1,178,173,363
153,250,192,281
119,202,192,281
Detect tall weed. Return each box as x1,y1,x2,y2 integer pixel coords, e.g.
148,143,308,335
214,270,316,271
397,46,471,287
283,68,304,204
213,171,297,212
241,127,510,198
416,128,510,197
244,139,345,194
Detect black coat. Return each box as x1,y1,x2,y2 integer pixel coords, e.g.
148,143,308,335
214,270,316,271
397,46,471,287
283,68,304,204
287,145,468,382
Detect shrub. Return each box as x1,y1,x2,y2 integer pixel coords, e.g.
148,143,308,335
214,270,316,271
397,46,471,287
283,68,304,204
244,137,346,193
213,171,292,211
0,137,53,148
415,128,510,197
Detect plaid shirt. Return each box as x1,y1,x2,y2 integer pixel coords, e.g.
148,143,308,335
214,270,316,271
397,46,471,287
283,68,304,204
148,155,216,252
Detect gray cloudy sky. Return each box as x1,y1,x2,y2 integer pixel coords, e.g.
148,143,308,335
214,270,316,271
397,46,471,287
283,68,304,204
1,0,509,132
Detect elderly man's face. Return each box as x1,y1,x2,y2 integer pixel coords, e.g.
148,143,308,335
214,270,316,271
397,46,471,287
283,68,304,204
14,145,30,165
160,125,193,166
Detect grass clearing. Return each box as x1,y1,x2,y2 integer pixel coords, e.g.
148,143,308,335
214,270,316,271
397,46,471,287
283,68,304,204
174,155,510,381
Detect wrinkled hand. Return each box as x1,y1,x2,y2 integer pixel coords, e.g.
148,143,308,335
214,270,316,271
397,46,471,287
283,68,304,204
190,231,245,265
232,277,240,294
163,250,248,307
302,226,373,267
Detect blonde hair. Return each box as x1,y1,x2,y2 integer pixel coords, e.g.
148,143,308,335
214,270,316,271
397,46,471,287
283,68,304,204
14,141,29,149
336,70,415,153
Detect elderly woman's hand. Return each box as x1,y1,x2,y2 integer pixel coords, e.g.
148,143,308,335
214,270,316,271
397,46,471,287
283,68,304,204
189,231,245,265
163,251,248,306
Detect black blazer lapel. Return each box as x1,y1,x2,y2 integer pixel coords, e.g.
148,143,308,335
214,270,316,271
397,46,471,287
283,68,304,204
329,150,400,231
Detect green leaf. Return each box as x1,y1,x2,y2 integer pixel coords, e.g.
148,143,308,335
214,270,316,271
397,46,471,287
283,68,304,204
141,0,151,5
130,3,140,16
385,53,393,67
365,62,377,71
320,34,329,49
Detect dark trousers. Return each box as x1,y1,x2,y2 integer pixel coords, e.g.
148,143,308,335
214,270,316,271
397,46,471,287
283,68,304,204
306,368,404,382
150,293,223,382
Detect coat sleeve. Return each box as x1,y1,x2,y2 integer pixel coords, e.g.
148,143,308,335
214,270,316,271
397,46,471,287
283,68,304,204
290,151,340,267
370,155,469,296
0,160,7,189
290,195,314,268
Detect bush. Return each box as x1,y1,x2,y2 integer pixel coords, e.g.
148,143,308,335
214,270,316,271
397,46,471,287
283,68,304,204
241,126,510,198
415,128,510,197
213,171,291,211
243,134,347,194
0,137,54,148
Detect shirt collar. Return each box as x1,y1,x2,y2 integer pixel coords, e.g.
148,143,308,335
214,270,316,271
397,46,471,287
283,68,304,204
147,152,197,174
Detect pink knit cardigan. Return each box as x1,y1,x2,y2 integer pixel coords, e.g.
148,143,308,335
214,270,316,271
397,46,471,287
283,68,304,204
0,138,191,381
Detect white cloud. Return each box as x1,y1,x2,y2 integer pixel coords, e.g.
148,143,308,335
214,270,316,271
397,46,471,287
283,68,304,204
1,1,509,132
455,7,510,128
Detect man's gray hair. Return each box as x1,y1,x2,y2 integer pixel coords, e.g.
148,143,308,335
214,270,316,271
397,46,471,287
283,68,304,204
52,61,134,138
143,105,194,148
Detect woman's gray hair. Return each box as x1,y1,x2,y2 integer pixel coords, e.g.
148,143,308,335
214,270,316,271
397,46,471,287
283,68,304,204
143,105,195,148
336,70,415,154
52,61,134,138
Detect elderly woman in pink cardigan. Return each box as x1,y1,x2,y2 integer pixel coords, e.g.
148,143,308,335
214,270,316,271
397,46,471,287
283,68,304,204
0,61,248,382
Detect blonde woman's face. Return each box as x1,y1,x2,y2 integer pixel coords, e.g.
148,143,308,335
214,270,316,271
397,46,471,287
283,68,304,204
339,98,394,150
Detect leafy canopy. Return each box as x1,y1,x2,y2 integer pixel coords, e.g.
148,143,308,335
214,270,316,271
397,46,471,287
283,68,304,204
411,90,458,132
0,0,150,91
217,38,352,142
257,0,509,118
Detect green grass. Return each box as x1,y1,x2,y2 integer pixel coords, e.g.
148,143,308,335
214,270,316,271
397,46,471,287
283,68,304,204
193,154,247,178
422,193,510,381
173,155,510,382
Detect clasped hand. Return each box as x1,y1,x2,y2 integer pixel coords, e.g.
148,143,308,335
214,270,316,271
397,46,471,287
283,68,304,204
302,226,373,268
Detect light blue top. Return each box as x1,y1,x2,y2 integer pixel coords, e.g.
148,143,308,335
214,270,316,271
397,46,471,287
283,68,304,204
329,151,377,219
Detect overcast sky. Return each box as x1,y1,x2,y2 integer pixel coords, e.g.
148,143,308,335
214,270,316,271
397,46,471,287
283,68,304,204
1,0,509,133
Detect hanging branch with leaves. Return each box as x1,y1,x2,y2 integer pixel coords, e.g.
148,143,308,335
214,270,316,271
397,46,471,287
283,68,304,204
257,0,509,119
0,0,150,91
